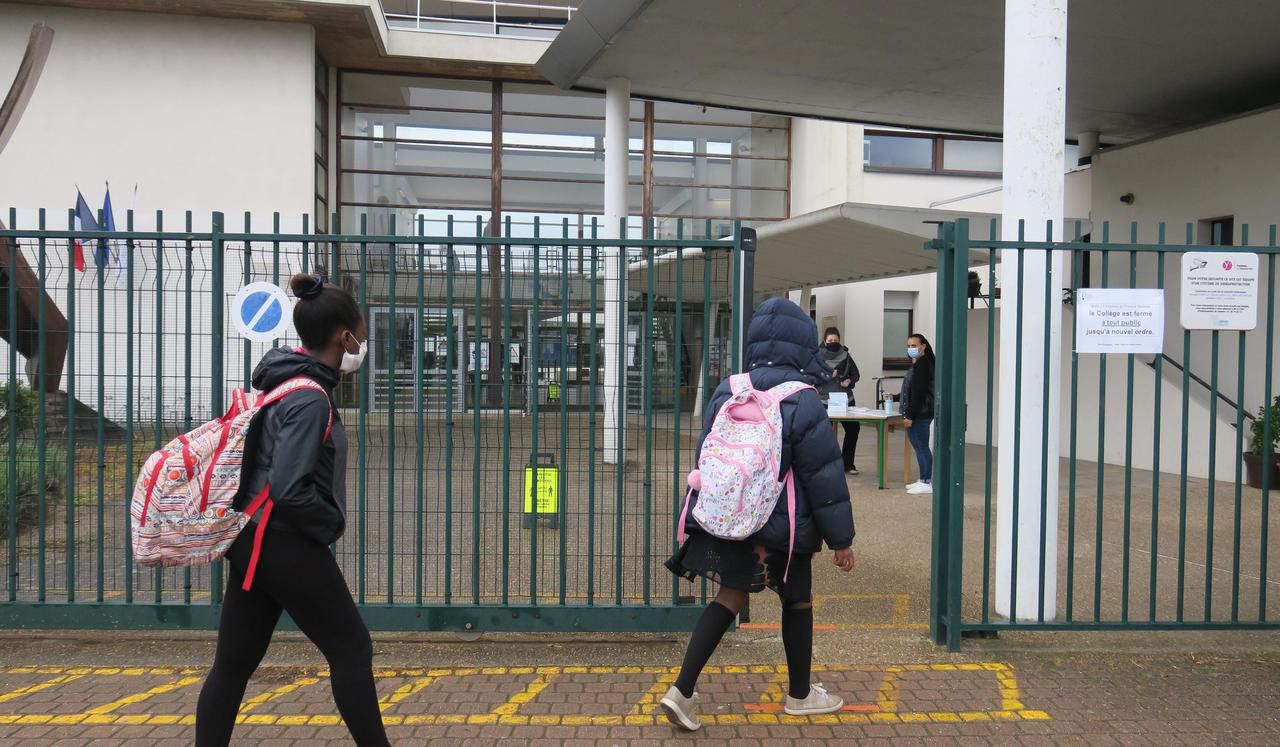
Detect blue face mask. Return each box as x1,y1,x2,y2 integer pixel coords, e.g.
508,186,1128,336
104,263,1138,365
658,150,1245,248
907,347,920,360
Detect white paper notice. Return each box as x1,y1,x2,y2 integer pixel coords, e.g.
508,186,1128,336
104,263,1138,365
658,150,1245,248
1076,288,1165,354
1180,252,1260,330
827,392,848,416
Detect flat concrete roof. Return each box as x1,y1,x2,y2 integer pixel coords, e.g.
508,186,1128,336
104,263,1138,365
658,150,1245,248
539,0,1280,144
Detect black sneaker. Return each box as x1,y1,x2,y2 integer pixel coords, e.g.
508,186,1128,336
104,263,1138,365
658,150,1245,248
846,466,859,475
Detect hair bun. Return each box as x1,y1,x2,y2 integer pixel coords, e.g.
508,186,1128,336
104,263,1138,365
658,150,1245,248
290,273,325,300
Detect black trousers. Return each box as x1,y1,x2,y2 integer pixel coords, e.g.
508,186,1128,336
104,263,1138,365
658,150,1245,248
840,420,860,470
195,529,389,747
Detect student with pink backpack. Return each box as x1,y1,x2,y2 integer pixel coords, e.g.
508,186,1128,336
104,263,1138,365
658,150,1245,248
662,298,856,731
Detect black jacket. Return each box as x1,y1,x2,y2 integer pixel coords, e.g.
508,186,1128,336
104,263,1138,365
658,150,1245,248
237,348,347,546
818,346,860,403
681,298,855,553
901,355,935,421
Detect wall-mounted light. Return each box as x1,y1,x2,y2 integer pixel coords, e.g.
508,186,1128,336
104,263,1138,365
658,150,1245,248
1120,193,1135,205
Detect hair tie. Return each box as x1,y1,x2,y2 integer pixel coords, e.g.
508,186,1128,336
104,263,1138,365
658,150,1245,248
299,274,325,300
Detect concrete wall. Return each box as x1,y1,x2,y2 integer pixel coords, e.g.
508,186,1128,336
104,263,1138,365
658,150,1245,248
0,4,317,419
963,308,1239,481
1089,108,1280,419
0,4,316,230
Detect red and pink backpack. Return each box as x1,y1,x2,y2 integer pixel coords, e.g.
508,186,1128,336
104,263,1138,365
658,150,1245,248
130,377,331,590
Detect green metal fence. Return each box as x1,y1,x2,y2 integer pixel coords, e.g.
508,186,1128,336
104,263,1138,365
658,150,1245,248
0,209,752,631
931,218,1279,650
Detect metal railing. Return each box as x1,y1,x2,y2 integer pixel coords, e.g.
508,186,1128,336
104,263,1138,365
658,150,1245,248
0,209,750,631
930,218,1278,650
384,0,576,40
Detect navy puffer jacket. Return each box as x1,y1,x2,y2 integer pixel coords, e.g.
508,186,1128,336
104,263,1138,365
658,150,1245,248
681,298,855,553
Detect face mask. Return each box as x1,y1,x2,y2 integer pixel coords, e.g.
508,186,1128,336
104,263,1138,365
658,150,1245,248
340,333,368,374
825,342,842,352
907,347,920,360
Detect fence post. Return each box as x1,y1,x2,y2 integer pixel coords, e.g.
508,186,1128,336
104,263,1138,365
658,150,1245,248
945,218,971,651
736,224,756,625
209,211,225,608
929,222,954,645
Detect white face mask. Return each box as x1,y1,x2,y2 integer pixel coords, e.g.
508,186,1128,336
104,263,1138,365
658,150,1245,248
340,333,368,374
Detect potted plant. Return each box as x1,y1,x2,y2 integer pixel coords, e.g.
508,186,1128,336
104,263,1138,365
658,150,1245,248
1244,395,1280,489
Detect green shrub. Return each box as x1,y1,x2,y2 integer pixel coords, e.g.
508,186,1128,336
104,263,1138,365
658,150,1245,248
0,382,38,438
0,443,67,531
1249,395,1280,456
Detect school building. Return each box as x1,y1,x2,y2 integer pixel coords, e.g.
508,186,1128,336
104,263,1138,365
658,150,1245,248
0,0,1277,639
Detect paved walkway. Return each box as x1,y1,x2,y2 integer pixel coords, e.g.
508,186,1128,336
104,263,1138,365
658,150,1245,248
0,653,1277,745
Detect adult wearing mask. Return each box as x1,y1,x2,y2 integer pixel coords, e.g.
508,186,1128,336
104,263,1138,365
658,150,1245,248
818,327,860,475
901,333,935,495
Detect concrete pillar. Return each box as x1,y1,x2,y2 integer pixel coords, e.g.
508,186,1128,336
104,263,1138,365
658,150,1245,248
1077,130,1100,161
602,78,630,464
995,0,1068,621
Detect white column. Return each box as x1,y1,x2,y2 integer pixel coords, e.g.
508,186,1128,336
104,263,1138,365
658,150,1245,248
995,0,1067,621
602,77,630,464
1077,130,1100,160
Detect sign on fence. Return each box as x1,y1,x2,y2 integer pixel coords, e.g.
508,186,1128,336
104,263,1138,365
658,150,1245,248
1076,288,1165,354
1180,252,1260,330
232,282,292,342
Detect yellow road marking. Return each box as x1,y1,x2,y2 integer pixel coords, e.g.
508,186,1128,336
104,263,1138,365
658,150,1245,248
240,676,321,714
0,710,1052,727
85,676,202,715
627,670,676,717
379,675,435,713
0,673,84,704
489,673,554,719
995,664,1026,711
876,666,900,713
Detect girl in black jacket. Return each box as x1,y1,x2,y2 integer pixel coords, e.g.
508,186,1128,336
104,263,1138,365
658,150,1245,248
196,274,389,747
901,333,936,495
661,299,856,731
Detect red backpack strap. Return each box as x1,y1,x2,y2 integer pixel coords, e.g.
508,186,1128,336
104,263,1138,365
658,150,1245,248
240,485,274,592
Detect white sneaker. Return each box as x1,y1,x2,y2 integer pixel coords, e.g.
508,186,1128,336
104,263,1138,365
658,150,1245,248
659,685,701,731
907,482,933,495
784,682,844,715
906,480,923,490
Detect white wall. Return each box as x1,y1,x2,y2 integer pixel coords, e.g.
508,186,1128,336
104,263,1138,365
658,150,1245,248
1090,108,1280,417
0,4,316,229
0,5,318,420
792,273,937,409
964,308,1239,480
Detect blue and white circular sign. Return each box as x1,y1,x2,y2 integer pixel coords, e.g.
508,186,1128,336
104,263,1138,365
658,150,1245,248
232,282,292,342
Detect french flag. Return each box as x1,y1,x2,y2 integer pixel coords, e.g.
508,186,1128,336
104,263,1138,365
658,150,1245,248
72,190,98,273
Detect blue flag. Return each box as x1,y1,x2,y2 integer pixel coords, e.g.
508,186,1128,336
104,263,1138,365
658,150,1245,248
99,187,115,269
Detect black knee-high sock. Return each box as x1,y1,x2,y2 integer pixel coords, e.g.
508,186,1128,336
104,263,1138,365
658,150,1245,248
782,605,813,699
674,601,736,697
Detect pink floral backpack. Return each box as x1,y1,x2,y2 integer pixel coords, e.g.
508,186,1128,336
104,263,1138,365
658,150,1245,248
678,373,813,579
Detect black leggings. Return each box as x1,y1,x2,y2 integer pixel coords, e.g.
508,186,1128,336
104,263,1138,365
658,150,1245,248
195,529,389,747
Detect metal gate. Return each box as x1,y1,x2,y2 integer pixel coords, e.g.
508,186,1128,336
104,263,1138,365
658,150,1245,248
930,218,1279,649
0,210,752,631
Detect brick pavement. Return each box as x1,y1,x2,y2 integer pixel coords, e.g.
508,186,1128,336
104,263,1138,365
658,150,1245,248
0,656,1276,745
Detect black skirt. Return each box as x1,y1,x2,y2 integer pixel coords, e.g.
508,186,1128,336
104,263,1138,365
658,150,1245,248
666,533,815,601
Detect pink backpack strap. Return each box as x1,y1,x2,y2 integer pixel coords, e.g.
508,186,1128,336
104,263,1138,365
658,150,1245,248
766,381,815,405
783,469,797,583
728,372,756,398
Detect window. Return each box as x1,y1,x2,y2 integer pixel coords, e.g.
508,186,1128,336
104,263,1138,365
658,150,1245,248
864,134,933,170
1198,216,1235,246
882,291,916,370
314,57,330,232
864,131,1002,176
